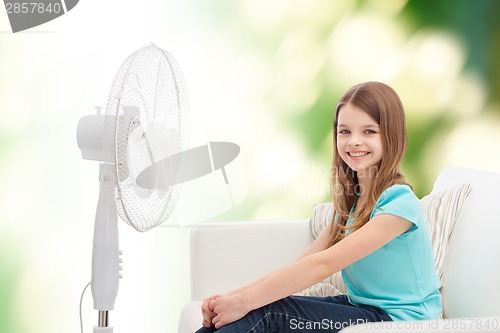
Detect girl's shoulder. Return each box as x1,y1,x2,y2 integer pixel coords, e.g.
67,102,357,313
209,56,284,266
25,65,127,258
376,183,418,206
371,183,422,224
381,183,413,195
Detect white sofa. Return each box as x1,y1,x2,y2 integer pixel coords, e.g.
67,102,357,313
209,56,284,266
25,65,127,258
178,167,500,332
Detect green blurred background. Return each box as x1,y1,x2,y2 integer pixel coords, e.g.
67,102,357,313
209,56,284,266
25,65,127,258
1,0,499,332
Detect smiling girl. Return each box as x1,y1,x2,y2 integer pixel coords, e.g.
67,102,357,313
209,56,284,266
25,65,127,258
195,81,442,333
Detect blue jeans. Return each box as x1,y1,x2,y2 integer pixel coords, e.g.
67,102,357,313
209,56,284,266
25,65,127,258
195,294,392,333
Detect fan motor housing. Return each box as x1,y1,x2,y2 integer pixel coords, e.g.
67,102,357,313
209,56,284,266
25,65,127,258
77,114,110,163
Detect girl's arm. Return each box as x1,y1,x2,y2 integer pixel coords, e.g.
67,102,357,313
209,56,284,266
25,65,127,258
210,214,412,329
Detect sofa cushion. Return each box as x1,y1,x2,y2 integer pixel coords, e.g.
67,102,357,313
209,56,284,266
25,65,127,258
310,202,334,240
420,183,471,283
297,202,346,297
432,168,500,318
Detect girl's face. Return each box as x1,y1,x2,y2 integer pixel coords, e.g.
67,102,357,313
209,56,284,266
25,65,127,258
336,103,383,177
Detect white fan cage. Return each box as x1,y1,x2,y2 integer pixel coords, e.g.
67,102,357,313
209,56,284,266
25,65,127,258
103,44,189,231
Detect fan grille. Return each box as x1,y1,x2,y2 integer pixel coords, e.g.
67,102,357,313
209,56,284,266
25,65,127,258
104,44,189,231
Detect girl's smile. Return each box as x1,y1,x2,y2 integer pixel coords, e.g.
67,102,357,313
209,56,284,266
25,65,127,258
347,151,370,158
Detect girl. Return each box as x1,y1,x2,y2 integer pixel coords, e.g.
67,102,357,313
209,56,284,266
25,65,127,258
195,81,442,333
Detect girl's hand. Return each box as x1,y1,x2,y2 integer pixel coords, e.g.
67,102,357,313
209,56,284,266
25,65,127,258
210,294,251,329
201,295,222,328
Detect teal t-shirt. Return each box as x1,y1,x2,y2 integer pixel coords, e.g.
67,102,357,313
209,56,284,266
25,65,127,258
341,184,442,321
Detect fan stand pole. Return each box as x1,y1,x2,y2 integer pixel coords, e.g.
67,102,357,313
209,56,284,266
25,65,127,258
98,310,109,327
93,311,111,332
92,163,120,333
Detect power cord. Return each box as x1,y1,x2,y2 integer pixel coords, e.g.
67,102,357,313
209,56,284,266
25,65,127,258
80,281,91,333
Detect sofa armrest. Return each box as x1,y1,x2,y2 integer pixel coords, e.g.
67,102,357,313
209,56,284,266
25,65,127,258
178,301,203,333
189,219,311,301
339,317,500,332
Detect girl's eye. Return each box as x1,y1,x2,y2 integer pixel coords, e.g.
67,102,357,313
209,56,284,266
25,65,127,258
339,130,350,134
365,130,376,134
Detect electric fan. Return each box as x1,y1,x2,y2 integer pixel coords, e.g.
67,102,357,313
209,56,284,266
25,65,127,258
76,44,189,332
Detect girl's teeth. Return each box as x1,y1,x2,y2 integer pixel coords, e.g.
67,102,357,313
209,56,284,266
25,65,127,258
350,152,368,157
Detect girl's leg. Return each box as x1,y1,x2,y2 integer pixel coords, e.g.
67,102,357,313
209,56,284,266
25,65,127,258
194,294,391,333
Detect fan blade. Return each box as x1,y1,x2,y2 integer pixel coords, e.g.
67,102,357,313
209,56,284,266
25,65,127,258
135,142,240,189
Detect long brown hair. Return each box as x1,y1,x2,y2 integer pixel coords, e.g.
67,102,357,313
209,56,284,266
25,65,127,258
328,81,410,247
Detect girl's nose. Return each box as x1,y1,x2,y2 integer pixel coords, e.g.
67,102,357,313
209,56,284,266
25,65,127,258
348,135,362,147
